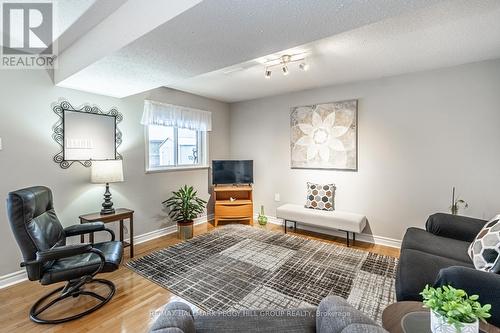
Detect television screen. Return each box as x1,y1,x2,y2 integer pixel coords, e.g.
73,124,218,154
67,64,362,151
212,160,253,185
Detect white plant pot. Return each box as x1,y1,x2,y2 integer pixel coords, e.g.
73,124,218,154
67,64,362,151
430,311,479,333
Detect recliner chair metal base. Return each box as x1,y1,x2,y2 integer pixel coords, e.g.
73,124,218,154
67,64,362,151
30,278,115,324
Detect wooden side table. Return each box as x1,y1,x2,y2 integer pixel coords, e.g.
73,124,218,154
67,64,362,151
382,301,499,333
79,208,134,258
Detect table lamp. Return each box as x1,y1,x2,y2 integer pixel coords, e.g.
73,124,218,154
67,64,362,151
91,160,124,215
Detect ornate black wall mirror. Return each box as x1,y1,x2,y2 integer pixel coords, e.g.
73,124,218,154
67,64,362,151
52,100,123,169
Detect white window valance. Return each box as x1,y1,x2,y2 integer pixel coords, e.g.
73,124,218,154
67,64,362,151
141,100,212,131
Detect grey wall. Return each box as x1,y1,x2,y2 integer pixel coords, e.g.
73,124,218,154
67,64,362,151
0,70,230,276
2,58,499,277
229,59,500,241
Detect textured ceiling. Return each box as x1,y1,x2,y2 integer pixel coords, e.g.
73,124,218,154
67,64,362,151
56,0,442,97
169,0,500,102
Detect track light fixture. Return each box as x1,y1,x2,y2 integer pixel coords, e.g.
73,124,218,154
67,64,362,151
263,53,308,79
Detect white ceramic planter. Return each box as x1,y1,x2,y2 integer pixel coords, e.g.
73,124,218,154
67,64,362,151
430,311,479,333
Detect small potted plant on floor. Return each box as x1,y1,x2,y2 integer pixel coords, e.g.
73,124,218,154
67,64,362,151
421,285,491,333
163,185,207,240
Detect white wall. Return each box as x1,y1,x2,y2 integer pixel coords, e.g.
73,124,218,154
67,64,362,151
229,59,500,242
0,70,230,276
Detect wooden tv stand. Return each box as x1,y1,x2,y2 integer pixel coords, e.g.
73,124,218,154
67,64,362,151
213,185,253,227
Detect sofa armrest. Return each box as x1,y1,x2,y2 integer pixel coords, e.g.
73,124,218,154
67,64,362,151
150,302,195,333
434,266,500,327
316,296,387,333
425,213,487,242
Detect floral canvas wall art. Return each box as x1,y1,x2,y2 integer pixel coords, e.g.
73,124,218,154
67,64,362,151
290,100,358,170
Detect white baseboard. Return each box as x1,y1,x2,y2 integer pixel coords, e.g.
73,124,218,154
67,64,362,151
0,214,215,289
255,214,402,248
127,214,213,244
0,270,28,289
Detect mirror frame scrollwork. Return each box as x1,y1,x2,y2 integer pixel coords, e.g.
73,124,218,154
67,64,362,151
52,100,123,169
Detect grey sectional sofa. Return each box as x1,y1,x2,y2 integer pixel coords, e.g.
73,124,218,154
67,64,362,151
396,213,500,327
149,296,387,333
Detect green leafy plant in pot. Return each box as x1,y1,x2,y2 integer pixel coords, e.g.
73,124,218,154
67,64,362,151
163,185,207,240
421,285,491,333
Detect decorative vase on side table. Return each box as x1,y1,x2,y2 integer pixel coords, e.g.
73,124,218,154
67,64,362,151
431,310,479,333
421,285,490,333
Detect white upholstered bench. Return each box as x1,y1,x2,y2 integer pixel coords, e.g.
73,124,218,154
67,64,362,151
276,203,367,246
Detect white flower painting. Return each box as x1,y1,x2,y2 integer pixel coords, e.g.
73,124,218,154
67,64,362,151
290,100,357,170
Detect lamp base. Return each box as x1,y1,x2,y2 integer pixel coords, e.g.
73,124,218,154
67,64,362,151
100,183,115,215
100,207,115,215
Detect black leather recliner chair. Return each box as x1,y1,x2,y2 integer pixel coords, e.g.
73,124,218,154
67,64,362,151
6,186,123,324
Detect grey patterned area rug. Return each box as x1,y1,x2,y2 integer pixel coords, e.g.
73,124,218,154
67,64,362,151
127,225,397,323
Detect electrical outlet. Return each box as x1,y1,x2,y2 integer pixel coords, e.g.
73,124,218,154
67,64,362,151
274,193,280,202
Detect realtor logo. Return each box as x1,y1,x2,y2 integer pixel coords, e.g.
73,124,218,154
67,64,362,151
1,1,56,68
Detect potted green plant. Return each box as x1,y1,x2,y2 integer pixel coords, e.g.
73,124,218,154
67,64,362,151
421,285,491,333
163,185,207,240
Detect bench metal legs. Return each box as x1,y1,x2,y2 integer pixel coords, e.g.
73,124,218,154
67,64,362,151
283,221,356,247
345,231,356,247
284,220,296,234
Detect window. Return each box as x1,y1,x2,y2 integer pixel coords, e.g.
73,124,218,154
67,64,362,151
146,125,207,172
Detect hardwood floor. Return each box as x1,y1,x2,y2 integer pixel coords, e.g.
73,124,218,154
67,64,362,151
0,221,399,333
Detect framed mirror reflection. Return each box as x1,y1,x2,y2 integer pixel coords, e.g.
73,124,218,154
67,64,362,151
52,100,123,169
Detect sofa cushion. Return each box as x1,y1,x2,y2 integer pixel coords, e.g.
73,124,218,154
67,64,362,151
276,204,366,233
341,324,388,333
396,248,474,301
305,182,336,211
194,308,316,333
150,302,195,333
316,296,388,333
468,215,500,273
401,228,472,264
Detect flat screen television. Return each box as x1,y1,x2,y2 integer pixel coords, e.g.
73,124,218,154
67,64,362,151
212,160,253,185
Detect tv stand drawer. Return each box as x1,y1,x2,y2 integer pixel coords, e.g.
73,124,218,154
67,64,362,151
215,203,253,218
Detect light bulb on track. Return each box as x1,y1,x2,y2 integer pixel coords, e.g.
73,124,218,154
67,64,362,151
299,62,309,71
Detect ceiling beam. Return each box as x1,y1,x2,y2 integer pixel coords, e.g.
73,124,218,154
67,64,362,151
53,0,203,85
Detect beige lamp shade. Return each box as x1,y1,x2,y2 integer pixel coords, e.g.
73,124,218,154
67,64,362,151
91,160,124,184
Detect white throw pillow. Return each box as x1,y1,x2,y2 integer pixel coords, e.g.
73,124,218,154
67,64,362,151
468,215,500,273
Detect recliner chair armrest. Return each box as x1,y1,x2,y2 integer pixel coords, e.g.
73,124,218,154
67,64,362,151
36,244,94,262
21,243,96,267
434,266,500,327
425,213,487,242
64,222,115,241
